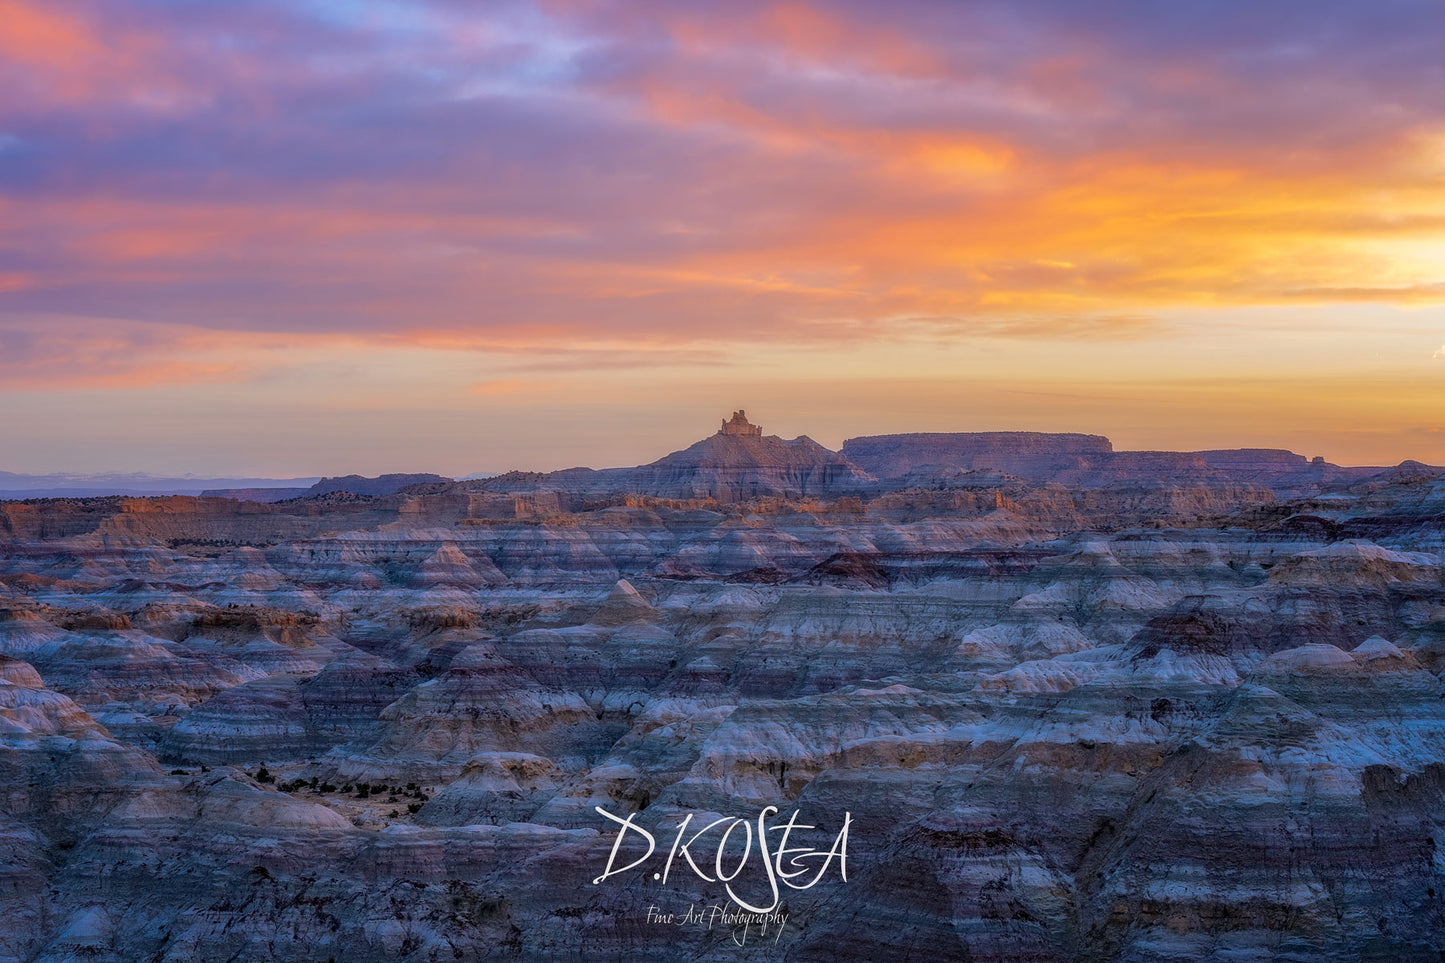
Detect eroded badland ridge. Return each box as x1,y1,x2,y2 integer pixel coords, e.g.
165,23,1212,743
3,413,1445,960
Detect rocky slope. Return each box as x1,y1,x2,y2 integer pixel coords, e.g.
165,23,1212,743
2,423,1444,960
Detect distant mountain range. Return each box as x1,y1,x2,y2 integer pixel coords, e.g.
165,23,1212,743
0,471,460,501
0,471,324,499
3,410,1437,503
466,411,1423,503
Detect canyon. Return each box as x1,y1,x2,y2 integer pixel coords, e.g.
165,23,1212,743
2,414,1444,960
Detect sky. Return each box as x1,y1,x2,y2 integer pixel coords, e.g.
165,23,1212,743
1,0,1444,475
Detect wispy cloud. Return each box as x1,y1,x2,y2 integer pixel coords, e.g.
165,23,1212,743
3,1,1445,479
1,0,1443,376
468,378,535,396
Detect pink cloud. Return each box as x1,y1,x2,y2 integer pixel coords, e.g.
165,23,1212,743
1,0,1443,389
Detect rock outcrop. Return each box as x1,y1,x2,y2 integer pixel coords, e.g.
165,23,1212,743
620,420,873,500
306,473,453,497
0,423,1443,960
842,431,1393,494
843,430,1114,478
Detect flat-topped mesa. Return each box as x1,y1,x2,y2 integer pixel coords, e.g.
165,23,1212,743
308,473,452,497
718,410,763,438
1194,449,1313,472
840,431,1379,493
842,431,1114,479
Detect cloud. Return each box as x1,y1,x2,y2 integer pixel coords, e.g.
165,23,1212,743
3,0,1445,383
468,378,534,396
1434,344,1445,360
0,316,280,389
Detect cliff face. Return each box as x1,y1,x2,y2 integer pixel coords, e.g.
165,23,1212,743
843,431,1113,478
843,431,1383,494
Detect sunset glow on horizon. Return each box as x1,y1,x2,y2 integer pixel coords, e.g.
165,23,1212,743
3,0,1444,475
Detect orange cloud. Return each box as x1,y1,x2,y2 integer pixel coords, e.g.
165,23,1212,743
2,0,1444,378
0,0,104,74
468,378,533,396
0,0,181,107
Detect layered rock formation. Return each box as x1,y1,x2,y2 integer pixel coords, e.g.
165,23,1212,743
842,431,1385,494
619,413,873,501
306,473,453,497
1,420,1444,960
472,411,873,502
842,430,1114,478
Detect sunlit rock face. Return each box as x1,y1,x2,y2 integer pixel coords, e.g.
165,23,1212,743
1,431,1444,960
